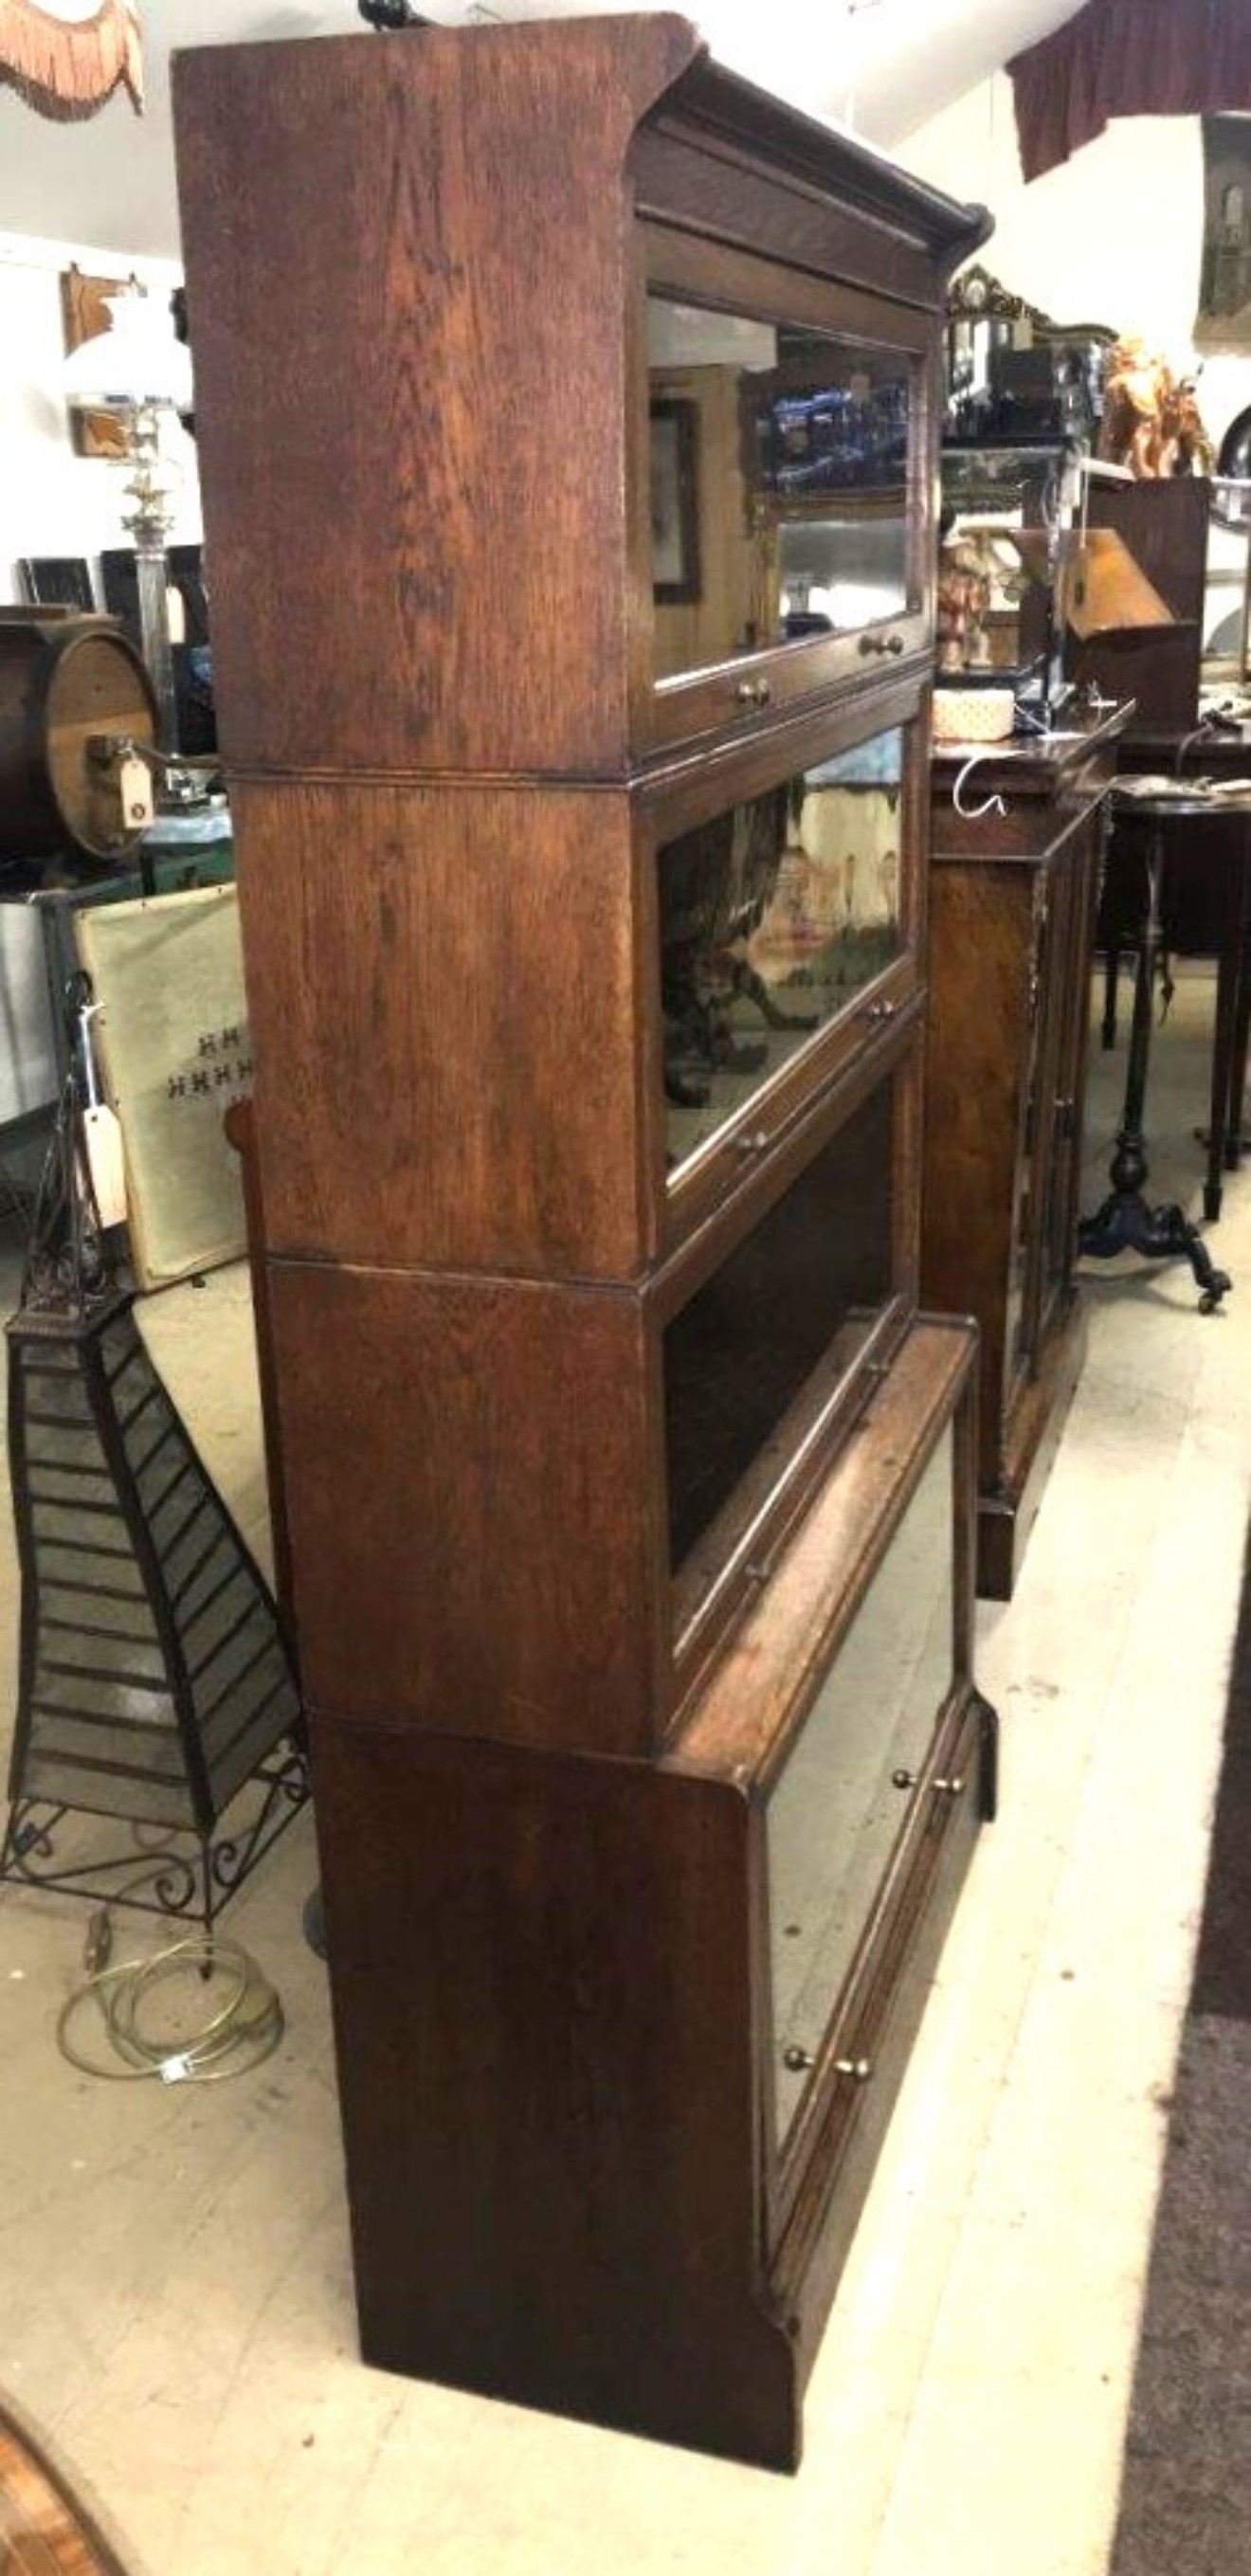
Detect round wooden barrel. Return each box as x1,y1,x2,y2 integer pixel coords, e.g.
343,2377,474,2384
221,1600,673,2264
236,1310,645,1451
0,611,158,865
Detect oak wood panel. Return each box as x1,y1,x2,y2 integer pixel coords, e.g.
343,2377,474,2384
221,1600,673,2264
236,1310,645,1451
173,18,698,780
228,778,652,1280
632,112,988,308
312,1714,801,2469
922,865,1034,1487
268,1258,666,1755
0,2404,133,2576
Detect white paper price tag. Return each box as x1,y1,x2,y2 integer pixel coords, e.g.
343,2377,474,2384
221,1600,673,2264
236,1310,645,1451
118,753,154,833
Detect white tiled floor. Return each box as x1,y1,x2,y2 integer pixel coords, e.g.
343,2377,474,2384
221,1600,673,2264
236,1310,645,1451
0,970,1246,2576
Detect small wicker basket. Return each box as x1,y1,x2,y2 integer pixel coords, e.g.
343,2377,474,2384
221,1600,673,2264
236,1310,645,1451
932,687,1016,744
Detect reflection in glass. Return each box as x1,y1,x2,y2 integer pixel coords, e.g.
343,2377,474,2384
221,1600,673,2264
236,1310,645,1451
662,730,905,1168
665,1080,895,1606
647,298,914,681
767,1426,955,2146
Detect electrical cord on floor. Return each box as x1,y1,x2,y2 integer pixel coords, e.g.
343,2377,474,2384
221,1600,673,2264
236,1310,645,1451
56,1931,284,2084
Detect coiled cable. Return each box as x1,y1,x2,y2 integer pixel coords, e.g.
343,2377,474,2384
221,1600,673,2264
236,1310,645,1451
56,1934,284,2084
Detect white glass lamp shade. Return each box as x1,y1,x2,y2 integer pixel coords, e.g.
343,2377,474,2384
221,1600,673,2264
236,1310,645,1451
63,287,192,411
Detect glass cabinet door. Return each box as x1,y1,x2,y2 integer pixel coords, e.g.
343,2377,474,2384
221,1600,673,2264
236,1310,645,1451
665,1075,900,1639
659,718,916,1188
766,1423,956,2150
644,287,930,743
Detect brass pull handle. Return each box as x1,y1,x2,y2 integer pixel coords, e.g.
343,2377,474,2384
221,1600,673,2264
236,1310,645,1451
891,1767,917,1790
933,1774,966,1799
858,633,905,658
783,2044,815,2072
734,677,771,708
834,2057,873,2083
863,999,898,1025
731,1128,770,1158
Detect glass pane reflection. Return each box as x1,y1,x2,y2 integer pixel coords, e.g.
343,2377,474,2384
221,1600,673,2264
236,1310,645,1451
665,1081,895,1602
648,297,914,681
662,729,906,1170
766,1425,955,2147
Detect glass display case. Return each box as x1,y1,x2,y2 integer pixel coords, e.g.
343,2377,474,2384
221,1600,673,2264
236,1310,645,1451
938,437,1081,703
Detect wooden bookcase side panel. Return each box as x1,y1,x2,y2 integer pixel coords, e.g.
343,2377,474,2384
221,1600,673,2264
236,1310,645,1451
227,778,654,1281
921,863,1036,1480
311,1712,802,2471
173,19,700,780
268,1259,666,1756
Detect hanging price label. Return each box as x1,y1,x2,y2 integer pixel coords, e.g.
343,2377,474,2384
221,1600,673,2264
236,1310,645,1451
118,753,154,832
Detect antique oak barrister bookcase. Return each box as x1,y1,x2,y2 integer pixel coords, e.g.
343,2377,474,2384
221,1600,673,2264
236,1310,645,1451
173,15,996,2470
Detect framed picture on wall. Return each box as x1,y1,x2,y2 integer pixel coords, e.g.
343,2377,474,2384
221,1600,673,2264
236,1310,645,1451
18,556,96,612
650,397,701,604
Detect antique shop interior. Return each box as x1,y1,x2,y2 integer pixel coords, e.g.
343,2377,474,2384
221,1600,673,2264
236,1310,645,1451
3,0,1251,2569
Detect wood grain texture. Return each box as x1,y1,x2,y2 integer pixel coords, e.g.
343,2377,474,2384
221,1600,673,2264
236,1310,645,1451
0,2405,132,2576
922,862,1034,1479
268,1258,665,1755
227,777,654,1280
923,729,1115,1587
312,1714,801,2470
174,12,996,2467
173,18,699,780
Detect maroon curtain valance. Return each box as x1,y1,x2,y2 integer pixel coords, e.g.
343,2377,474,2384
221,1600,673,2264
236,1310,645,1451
1009,0,1251,182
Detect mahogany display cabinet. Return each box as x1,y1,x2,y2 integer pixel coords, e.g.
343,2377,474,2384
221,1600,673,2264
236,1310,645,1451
924,701,1131,1598
173,12,995,2470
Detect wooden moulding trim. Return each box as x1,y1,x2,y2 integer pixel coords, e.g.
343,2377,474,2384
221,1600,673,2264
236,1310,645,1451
668,1317,978,1789
219,663,929,803
644,60,991,273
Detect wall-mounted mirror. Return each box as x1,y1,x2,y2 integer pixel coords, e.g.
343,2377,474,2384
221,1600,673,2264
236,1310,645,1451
944,263,1115,447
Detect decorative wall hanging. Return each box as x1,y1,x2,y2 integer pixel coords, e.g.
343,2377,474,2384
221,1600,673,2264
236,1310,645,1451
1,1017,307,1936
0,0,143,122
62,267,134,461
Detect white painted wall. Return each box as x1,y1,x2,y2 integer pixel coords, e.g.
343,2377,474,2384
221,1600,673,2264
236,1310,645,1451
894,77,1251,450
0,230,201,608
